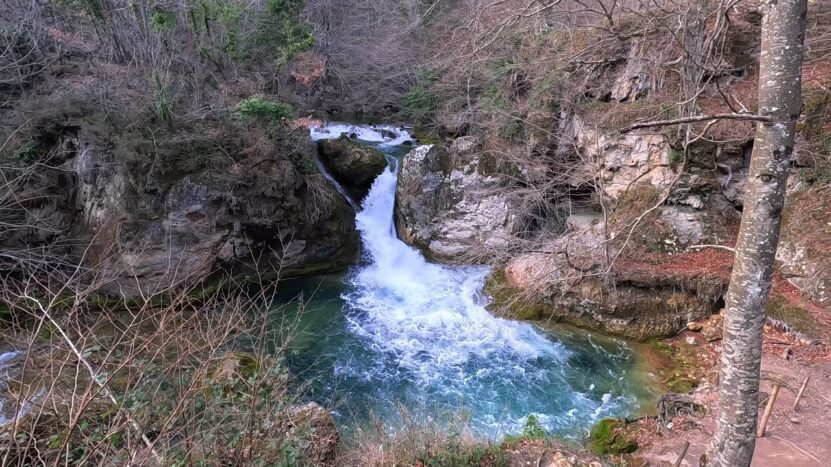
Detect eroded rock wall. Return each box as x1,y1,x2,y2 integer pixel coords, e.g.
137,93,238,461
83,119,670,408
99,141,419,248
3,117,360,297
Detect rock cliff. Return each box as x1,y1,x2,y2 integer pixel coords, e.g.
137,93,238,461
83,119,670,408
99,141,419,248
1,110,360,297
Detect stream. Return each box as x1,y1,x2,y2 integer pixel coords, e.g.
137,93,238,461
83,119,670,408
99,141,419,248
278,123,658,440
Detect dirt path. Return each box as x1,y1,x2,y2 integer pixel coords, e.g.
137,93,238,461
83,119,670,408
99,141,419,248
635,330,831,467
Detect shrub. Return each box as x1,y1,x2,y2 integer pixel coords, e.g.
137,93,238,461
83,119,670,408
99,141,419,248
234,97,294,122
0,275,336,466
3,137,45,167
153,72,173,127
261,0,314,62
403,69,441,121
150,10,176,33
417,442,507,467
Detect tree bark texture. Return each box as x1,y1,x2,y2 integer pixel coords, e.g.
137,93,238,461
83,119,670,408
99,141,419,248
708,1,807,466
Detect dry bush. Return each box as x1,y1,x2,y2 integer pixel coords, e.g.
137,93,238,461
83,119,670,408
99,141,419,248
338,409,505,467
0,258,336,466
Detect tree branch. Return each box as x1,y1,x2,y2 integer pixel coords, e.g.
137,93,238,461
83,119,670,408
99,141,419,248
623,113,773,132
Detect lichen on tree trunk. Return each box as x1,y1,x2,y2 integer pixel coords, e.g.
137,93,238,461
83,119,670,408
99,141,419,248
708,1,807,466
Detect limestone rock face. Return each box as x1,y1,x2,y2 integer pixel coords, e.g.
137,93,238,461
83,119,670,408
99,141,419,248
4,123,360,297
394,139,517,259
317,135,387,199
568,117,675,200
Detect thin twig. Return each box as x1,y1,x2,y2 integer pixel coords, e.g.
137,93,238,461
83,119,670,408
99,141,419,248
21,294,163,466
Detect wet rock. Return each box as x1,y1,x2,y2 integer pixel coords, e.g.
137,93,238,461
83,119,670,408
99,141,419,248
378,128,397,139
317,135,387,198
589,418,638,456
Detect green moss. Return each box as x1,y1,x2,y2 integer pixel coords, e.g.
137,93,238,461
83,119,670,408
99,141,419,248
665,374,698,393
766,295,821,338
588,418,638,456
648,338,702,394
610,185,676,253
412,127,441,145
483,269,546,320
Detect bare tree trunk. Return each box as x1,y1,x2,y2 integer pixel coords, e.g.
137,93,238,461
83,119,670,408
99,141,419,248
707,1,807,466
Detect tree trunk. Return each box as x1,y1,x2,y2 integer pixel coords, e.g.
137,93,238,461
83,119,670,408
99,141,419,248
707,1,807,466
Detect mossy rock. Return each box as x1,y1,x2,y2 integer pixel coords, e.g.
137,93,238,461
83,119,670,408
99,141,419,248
766,295,821,338
412,127,441,145
589,418,638,456
483,269,547,320
317,136,387,195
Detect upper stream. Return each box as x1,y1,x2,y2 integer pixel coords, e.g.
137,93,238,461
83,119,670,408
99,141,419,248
279,123,656,439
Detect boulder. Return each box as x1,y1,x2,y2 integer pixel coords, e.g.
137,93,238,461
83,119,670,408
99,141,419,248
317,135,387,199
700,314,724,342
394,140,517,260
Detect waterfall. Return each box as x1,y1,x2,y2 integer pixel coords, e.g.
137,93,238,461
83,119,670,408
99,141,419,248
345,159,566,376
300,123,644,438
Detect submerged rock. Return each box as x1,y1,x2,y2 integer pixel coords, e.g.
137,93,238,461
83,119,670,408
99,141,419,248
317,135,387,199
395,140,517,260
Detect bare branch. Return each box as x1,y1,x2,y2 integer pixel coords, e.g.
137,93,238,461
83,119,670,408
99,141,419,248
624,113,773,132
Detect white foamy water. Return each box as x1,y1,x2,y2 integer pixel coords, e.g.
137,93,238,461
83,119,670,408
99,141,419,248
309,123,412,146
0,350,44,427
345,162,566,377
